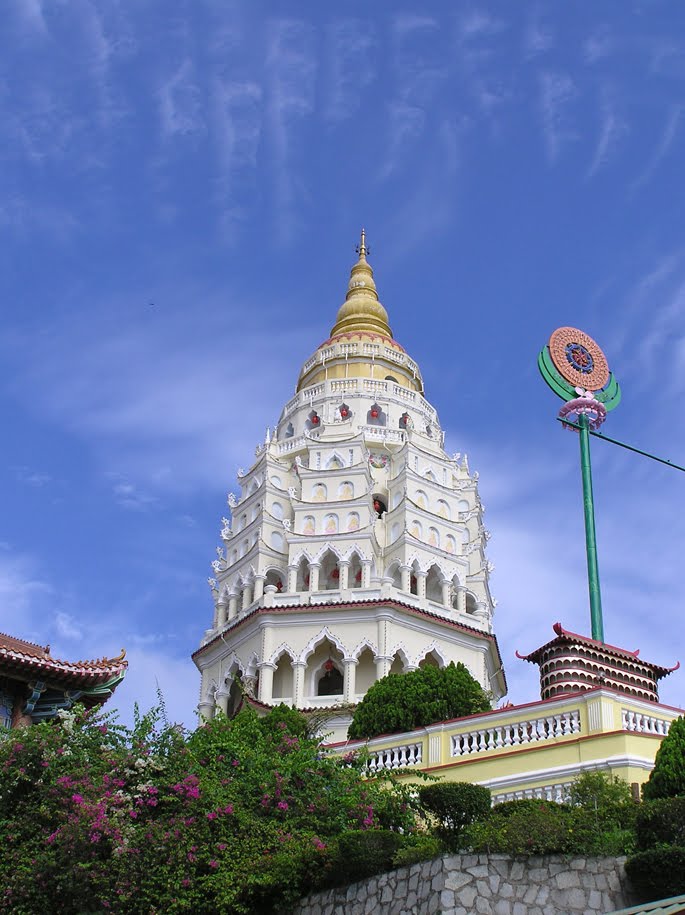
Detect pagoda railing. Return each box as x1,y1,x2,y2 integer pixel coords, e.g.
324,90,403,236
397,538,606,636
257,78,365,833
450,709,581,757
622,709,672,735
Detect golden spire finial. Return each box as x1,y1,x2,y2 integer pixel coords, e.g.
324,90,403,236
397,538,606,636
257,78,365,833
356,228,368,260
329,229,392,338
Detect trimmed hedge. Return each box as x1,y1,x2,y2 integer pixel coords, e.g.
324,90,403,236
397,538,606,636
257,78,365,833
635,797,685,851
625,846,685,902
419,782,491,850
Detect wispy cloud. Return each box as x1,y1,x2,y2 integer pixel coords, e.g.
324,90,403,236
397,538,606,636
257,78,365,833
539,70,578,162
324,19,377,124
587,85,628,177
524,14,554,58
631,103,682,191
583,25,614,64
265,19,317,245
0,545,54,640
158,58,204,139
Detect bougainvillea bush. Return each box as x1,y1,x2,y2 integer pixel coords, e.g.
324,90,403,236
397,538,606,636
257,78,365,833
0,704,417,914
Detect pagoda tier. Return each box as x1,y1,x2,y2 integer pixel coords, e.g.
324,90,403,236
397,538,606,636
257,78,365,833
517,623,679,703
0,632,127,727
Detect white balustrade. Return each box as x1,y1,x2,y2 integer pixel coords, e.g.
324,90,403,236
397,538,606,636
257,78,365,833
622,709,672,736
492,782,571,806
366,742,423,771
451,710,581,757
361,426,406,444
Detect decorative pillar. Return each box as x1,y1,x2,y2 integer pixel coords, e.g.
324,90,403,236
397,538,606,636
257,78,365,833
257,662,276,703
309,562,321,592
338,560,350,590
198,699,215,721
216,598,228,628
228,592,239,620
292,660,307,708
456,586,466,615
241,585,252,612
253,575,266,601
361,559,373,589
375,617,391,679
215,689,230,716
400,564,411,592
264,584,277,607
441,579,451,610
287,564,298,593
415,570,427,601
343,658,358,703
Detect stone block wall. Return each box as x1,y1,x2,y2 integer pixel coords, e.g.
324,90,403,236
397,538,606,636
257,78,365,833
292,853,632,915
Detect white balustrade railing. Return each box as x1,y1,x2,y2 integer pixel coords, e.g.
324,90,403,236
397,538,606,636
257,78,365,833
361,426,406,443
366,742,423,771
451,710,581,757
622,709,672,736
491,782,572,806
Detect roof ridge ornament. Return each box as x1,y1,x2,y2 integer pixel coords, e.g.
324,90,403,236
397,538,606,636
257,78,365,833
329,229,392,338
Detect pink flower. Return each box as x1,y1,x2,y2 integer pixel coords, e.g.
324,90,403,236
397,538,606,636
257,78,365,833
209,860,218,869
206,812,218,821
129,811,138,819
182,878,191,888
277,801,289,811
223,805,233,815
312,837,327,851
71,794,84,805
217,843,227,851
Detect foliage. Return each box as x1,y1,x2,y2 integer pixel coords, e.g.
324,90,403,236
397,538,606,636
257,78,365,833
635,797,685,851
329,830,403,884
348,663,491,740
566,771,637,830
0,703,418,914
419,782,491,849
391,833,443,869
625,847,685,902
642,716,685,801
466,773,637,857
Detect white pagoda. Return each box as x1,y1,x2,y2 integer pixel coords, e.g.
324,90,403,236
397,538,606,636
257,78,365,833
193,232,506,737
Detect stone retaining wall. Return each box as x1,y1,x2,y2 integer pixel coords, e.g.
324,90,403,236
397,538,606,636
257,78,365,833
292,853,632,915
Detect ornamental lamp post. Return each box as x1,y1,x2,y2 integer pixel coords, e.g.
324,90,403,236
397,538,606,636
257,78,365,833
538,327,622,643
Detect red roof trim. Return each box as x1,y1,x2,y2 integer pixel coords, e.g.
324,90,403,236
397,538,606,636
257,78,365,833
193,598,503,669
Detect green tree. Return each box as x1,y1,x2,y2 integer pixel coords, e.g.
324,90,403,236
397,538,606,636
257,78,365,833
348,662,490,740
643,716,685,800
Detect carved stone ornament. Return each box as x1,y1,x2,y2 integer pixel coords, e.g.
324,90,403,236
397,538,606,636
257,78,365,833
216,547,225,559
237,468,246,478
207,577,217,590
287,486,297,499
227,493,238,508
282,519,292,530
242,676,257,699
211,560,222,574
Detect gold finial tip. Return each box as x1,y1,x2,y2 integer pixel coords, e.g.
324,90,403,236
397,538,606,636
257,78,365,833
356,228,368,258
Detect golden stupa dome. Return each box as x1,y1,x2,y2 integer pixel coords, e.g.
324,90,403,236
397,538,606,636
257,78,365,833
329,229,392,338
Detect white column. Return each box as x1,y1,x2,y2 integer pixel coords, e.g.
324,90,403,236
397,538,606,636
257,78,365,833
215,689,230,716
253,575,266,601
343,658,358,703
228,592,239,620
338,560,350,591
292,660,307,708
241,585,252,611
198,700,215,721
441,579,451,609
415,570,427,601
309,562,321,592
263,584,277,607
361,559,373,589
456,586,466,615
216,598,228,628
287,564,298,593
400,564,411,592
257,662,276,703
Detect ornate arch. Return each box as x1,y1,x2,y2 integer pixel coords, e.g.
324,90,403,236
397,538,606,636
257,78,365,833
414,641,448,669
268,642,297,665
351,637,378,660
299,627,348,663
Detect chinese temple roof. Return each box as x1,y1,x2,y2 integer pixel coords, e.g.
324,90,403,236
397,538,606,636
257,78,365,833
517,622,679,679
0,631,128,688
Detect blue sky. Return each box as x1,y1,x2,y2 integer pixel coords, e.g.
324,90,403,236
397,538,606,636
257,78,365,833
3,1,685,727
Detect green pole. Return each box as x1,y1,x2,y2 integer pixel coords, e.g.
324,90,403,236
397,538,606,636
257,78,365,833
578,412,604,642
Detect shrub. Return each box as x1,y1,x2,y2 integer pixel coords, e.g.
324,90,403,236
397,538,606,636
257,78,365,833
348,663,491,740
392,833,443,868
488,798,567,819
419,782,491,848
467,800,575,855
567,771,637,830
625,846,685,902
642,716,685,800
0,703,418,914
330,829,404,884
635,797,685,850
